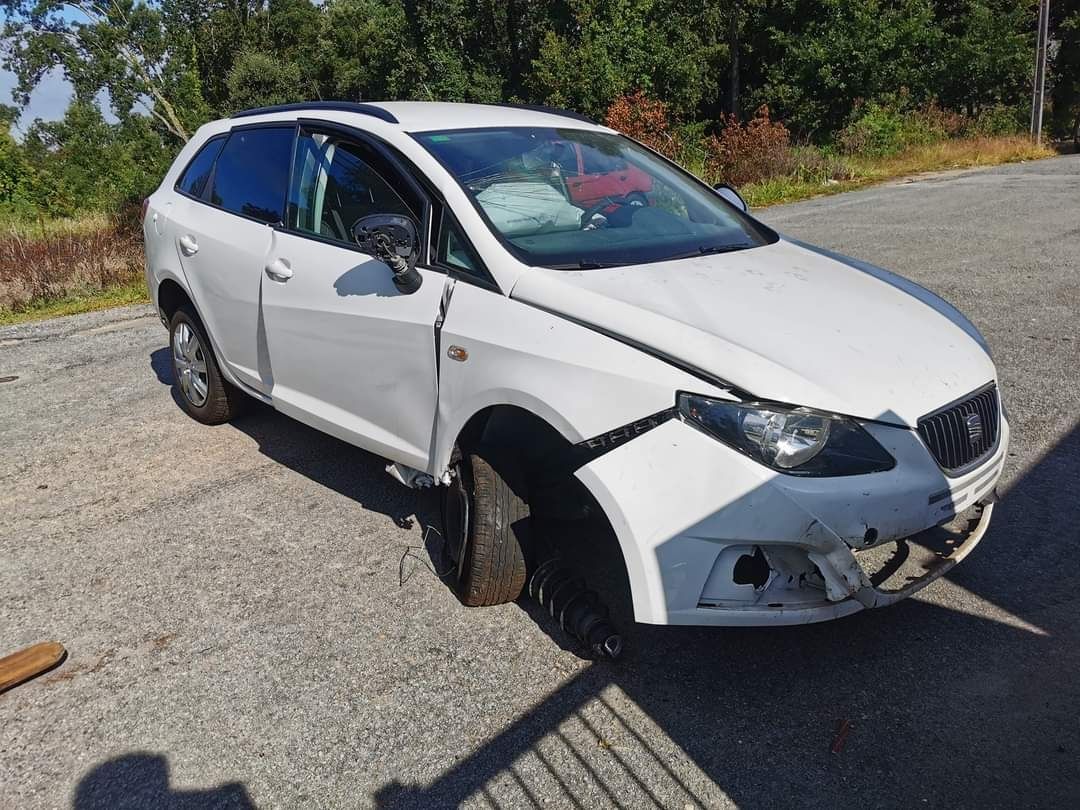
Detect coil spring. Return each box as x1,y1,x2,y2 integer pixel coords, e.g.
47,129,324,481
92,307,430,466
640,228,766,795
527,558,623,659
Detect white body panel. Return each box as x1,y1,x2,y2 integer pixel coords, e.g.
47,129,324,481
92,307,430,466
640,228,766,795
576,416,1008,625
511,239,996,427
432,282,725,476
169,194,273,393
260,231,447,469
142,103,1009,628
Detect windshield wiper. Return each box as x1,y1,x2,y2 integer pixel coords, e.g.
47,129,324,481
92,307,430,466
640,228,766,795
659,243,752,262
548,244,751,270
547,259,624,270
697,243,751,255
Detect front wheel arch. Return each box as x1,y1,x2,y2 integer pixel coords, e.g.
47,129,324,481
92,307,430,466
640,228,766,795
442,403,633,586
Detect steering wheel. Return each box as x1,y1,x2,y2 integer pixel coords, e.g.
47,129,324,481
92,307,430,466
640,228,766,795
579,195,642,229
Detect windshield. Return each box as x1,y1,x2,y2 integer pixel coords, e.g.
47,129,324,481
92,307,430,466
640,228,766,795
416,127,775,269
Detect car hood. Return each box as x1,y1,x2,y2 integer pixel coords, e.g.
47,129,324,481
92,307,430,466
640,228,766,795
509,238,995,426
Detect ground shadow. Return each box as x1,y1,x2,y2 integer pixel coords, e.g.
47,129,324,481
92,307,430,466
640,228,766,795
73,753,253,810
230,398,441,532
150,346,173,385
373,423,1080,808
147,345,1080,806
150,347,438,532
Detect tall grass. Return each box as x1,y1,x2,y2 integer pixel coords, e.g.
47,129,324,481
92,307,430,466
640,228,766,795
0,205,145,315
742,135,1054,207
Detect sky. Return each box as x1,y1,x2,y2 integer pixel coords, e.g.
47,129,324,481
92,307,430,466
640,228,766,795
1,68,76,131
1,7,105,134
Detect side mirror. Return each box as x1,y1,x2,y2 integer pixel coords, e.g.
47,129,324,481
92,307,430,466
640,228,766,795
352,214,422,294
713,183,749,214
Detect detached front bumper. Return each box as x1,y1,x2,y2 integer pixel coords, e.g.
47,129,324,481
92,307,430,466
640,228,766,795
575,413,1008,627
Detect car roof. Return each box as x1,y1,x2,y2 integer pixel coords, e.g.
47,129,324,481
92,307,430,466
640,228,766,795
230,101,608,133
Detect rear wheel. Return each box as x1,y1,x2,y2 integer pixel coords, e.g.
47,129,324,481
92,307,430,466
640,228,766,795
441,446,529,606
169,305,244,425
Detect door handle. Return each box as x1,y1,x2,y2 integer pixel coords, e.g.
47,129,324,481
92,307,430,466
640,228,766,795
178,234,198,256
265,257,293,282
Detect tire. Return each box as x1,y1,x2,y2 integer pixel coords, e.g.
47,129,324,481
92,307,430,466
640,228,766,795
168,304,244,425
442,446,529,607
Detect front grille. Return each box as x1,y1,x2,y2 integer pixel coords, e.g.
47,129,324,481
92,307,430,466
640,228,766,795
917,384,1000,474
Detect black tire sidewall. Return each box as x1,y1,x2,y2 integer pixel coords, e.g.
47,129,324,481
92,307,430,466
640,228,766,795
446,446,529,607
168,306,230,424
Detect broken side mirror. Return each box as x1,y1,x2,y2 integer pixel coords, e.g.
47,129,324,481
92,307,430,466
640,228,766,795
713,183,749,214
352,214,422,294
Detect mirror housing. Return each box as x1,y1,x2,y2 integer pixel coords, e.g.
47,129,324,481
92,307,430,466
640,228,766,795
713,183,749,214
352,214,422,294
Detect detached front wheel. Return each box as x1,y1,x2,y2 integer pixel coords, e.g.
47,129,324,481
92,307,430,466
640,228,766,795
442,447,529,606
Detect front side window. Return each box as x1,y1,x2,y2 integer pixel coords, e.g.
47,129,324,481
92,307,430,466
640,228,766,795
417,127,775,269
288,130,416,246
208,127,294,224
176,135,225,199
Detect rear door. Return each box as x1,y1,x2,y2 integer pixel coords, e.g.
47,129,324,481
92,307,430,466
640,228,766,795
259,124,446,470
171,124,295,394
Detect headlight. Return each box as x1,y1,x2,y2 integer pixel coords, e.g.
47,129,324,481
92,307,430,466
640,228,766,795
678,393,895,476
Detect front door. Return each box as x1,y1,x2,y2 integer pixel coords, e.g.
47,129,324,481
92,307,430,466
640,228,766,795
260,126,445,470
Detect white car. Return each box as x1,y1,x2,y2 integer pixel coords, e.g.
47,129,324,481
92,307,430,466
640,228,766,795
142,101,1007,629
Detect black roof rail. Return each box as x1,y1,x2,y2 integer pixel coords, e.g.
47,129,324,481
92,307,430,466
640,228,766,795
231,101,398,124
487,103,598,125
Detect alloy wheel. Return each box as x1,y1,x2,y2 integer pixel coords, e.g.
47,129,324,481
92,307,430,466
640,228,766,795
172,321,209,407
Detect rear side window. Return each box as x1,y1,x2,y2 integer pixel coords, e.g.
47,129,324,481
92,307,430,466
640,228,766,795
176,136,225,199
209,127,295,224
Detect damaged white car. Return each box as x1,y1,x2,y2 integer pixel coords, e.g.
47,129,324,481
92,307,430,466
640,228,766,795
143,102,1007,629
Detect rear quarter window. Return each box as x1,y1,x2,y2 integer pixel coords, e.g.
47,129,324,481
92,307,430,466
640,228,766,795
208,127,295,224
175,136,226,199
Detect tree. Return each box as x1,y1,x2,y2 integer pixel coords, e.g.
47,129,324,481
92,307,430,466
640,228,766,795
1049,0,1080,144
529,0,729,120
226,51,303,112
754,0,945,138
0,105,31,215
938,0,1035,115
1,0,207,143
318,0,422,101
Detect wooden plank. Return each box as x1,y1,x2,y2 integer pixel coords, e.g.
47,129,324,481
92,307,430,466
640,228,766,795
0,642,66,693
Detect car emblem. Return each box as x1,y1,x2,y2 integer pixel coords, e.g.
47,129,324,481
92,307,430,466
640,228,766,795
965,413,984,445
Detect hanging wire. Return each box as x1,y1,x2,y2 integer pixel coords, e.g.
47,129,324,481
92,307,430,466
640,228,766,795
398,524,457,586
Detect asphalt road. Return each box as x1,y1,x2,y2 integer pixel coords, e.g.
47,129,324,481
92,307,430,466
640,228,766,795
2,154,1079,809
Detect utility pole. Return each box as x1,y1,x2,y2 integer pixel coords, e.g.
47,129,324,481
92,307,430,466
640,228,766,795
1030,0,1050,144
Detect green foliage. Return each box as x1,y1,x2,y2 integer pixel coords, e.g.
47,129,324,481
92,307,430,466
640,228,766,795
319,0,421,100
756,0,945,138
969,104,1026,137
0,126,32,217
226,51,304,112
937,0,1037,114
838,102,946,157
1049,1,1080,142
0,0,1069,224
8,102,170,218
528,0,728,120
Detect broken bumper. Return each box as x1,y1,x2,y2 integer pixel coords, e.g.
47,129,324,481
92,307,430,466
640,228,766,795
575,413,1008,627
